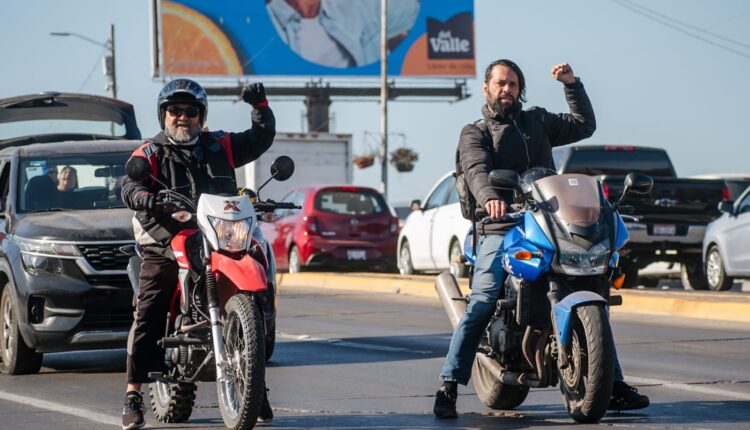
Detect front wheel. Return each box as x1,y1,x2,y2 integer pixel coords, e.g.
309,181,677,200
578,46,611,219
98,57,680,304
1,287,42,375
288,246,303,274
558,304,614,423
705,247,734,291
218,294,266,430
471,355,529,410
149,381,197,423
399,241,415,275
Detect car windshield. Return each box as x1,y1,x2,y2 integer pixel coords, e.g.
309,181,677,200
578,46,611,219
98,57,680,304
315,190,386,215
18,152,130,212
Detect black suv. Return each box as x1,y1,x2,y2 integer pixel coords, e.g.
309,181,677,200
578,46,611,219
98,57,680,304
0,93,141,374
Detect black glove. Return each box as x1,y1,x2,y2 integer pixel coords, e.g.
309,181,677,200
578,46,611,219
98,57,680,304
134,192,155,212
241,82,268,107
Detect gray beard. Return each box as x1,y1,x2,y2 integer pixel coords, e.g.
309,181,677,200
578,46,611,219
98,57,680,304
165,124,201,145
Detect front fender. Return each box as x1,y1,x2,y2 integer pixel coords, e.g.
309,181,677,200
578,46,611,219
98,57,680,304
553,291,608,346
212,253,267,295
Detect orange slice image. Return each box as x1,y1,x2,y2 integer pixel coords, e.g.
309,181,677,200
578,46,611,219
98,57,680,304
161,0,243,76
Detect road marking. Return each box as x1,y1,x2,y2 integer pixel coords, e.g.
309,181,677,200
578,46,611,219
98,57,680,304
277,332,431,354
628,376,750,401
0,390,119,426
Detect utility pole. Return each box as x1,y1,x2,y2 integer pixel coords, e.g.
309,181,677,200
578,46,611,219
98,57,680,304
50,24,117,99
109,24,117,100
380,0,388,200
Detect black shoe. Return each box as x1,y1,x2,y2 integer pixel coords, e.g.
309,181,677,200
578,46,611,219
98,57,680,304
258,388,273,423
433,381,458,419
609,381,650,412
122,391,145,430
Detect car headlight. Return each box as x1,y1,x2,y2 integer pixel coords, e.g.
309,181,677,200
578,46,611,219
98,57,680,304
209,217,253,253
558,239,609,275
16,238,79,275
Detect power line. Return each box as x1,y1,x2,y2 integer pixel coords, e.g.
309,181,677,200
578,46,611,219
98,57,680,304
611,0,750,60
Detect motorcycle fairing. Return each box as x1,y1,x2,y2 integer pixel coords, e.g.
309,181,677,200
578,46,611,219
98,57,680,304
501,212,555,281
171,229,200,313
553,291,607,346
463,229,476,266
613,213,629,251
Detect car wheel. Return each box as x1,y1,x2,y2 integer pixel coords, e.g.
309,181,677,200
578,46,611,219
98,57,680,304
680,260,708,290
449,239,468,278
399,241,415,276
705,247,734,291
618,260,639,289
288,246,303,274
1,287,43,375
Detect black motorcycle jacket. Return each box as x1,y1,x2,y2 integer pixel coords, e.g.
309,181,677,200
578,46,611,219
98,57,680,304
122,106,275,253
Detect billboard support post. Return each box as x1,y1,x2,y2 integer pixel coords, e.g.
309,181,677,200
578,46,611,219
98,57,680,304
380,0,389,200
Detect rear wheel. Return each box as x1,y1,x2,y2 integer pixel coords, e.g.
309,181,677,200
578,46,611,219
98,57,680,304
681,259,708,290
619,261,639,289
149,381,197,423
449,239,468,278
399,241,415,275
558,304,614,423
218,294,265,430
1,287,42,375
471,355,529,410
705,247,734,291
288,246,303,274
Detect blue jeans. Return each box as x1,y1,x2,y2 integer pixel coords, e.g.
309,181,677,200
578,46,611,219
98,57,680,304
439,234,625,384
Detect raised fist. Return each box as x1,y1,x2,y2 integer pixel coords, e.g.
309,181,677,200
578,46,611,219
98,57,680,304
241,82,268,107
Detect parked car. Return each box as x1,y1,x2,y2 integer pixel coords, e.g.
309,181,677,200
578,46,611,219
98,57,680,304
397,172,472,277
0,92,141,374
260,185,399,273
702,184,750,291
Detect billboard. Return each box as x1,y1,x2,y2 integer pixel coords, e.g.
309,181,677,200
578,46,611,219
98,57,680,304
157,0,475,77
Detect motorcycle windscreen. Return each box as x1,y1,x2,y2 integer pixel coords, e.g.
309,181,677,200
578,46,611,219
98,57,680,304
533,174,601,228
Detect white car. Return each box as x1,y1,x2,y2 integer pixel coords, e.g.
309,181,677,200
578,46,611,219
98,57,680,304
702,184,750,291
397,172,472,277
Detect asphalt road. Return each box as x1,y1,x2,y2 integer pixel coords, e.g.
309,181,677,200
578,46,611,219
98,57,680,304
1,283,749,429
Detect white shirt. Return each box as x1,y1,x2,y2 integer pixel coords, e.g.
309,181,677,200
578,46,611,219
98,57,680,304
297,17,352,68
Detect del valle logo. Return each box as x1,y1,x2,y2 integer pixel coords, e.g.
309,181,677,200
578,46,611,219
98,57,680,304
426,12,474,60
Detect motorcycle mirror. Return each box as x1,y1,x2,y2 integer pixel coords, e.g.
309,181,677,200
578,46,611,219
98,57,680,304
488,169,521,191
624,172,653,195
270,156,295,181
125,156,151,181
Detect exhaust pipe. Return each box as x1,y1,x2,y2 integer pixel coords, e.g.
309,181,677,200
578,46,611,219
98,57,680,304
435,271,467,330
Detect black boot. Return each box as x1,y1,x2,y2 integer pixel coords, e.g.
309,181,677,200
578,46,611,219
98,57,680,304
433,381,458,419
609,380,650,412
258,388,273,423
121,391,145,430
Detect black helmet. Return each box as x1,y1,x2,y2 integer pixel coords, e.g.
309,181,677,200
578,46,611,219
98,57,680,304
157,78,208,129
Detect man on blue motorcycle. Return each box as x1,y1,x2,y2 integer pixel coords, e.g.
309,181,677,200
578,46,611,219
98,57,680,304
433,59,649,418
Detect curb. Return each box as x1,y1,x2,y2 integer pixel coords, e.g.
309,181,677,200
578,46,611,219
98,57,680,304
276,272,750,324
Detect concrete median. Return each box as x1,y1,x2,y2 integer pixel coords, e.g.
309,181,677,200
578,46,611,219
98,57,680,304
276,272,750,324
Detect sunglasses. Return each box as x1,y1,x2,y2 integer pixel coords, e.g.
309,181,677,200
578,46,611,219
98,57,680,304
166,105,200,118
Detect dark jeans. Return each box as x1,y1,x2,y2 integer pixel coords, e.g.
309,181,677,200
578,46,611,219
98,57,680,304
126,249,178,384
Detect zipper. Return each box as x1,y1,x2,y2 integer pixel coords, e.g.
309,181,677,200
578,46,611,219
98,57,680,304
512,119,531,170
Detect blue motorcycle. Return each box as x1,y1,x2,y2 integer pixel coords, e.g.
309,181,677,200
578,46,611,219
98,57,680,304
435,167,652,423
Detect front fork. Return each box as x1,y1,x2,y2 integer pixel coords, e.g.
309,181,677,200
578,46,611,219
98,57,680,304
203,236,231,382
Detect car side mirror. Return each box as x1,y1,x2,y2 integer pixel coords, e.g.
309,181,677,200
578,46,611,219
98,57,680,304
488,169,521,191
624,172,653,195
718,201,734,214
270,156,294,181
410,199,421,211
125,156,150,181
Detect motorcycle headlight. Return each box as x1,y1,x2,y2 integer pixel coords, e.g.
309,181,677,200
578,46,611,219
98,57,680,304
558,239,609,275
208,217,253,253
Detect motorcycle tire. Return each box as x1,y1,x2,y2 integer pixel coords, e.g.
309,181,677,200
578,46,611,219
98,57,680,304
218,293,266,430
471,355,529,410
149,381,197,423
558,304,614,424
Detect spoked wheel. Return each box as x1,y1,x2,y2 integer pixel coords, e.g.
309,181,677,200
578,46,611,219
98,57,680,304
1,287,42,375
218,294,266,430
558,304,614,423
149,380,197,423
399,241,415,275
471,354,529,410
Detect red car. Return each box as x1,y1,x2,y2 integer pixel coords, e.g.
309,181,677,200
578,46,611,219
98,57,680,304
261,185,399,272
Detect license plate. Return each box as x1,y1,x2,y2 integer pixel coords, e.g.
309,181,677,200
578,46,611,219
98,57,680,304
653,224,676,236
347,249,367,260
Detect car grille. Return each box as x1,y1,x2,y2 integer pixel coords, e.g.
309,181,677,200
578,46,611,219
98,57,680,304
77,243,132,271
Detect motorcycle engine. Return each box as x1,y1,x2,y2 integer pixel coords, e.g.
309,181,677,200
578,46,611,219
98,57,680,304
487,279,523,362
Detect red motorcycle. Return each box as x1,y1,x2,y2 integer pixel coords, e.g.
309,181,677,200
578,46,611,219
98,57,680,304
123,155,298,429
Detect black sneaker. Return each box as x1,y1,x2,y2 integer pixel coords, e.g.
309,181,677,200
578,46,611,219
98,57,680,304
609,381,650,412
433,381,458,419
258,388,273,423
122,391,145,430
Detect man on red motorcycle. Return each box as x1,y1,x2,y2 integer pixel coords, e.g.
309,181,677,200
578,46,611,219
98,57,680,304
120,78,275,430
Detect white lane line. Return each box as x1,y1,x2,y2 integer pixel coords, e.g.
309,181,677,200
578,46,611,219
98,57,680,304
627,376,750,401
0,390,119,426
277,332,431,354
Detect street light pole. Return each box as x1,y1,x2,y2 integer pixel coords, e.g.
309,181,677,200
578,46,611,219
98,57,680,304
50,24,117,99
380,0,388,201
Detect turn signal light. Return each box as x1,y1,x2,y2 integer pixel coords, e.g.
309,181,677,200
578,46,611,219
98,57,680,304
514,251,533,260
612,274,625,290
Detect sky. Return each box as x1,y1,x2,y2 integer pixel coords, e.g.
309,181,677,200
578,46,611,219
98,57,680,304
2,0,749,205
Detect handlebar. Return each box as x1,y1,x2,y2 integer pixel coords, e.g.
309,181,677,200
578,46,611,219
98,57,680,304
253,200,301,212
480,211,524,225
